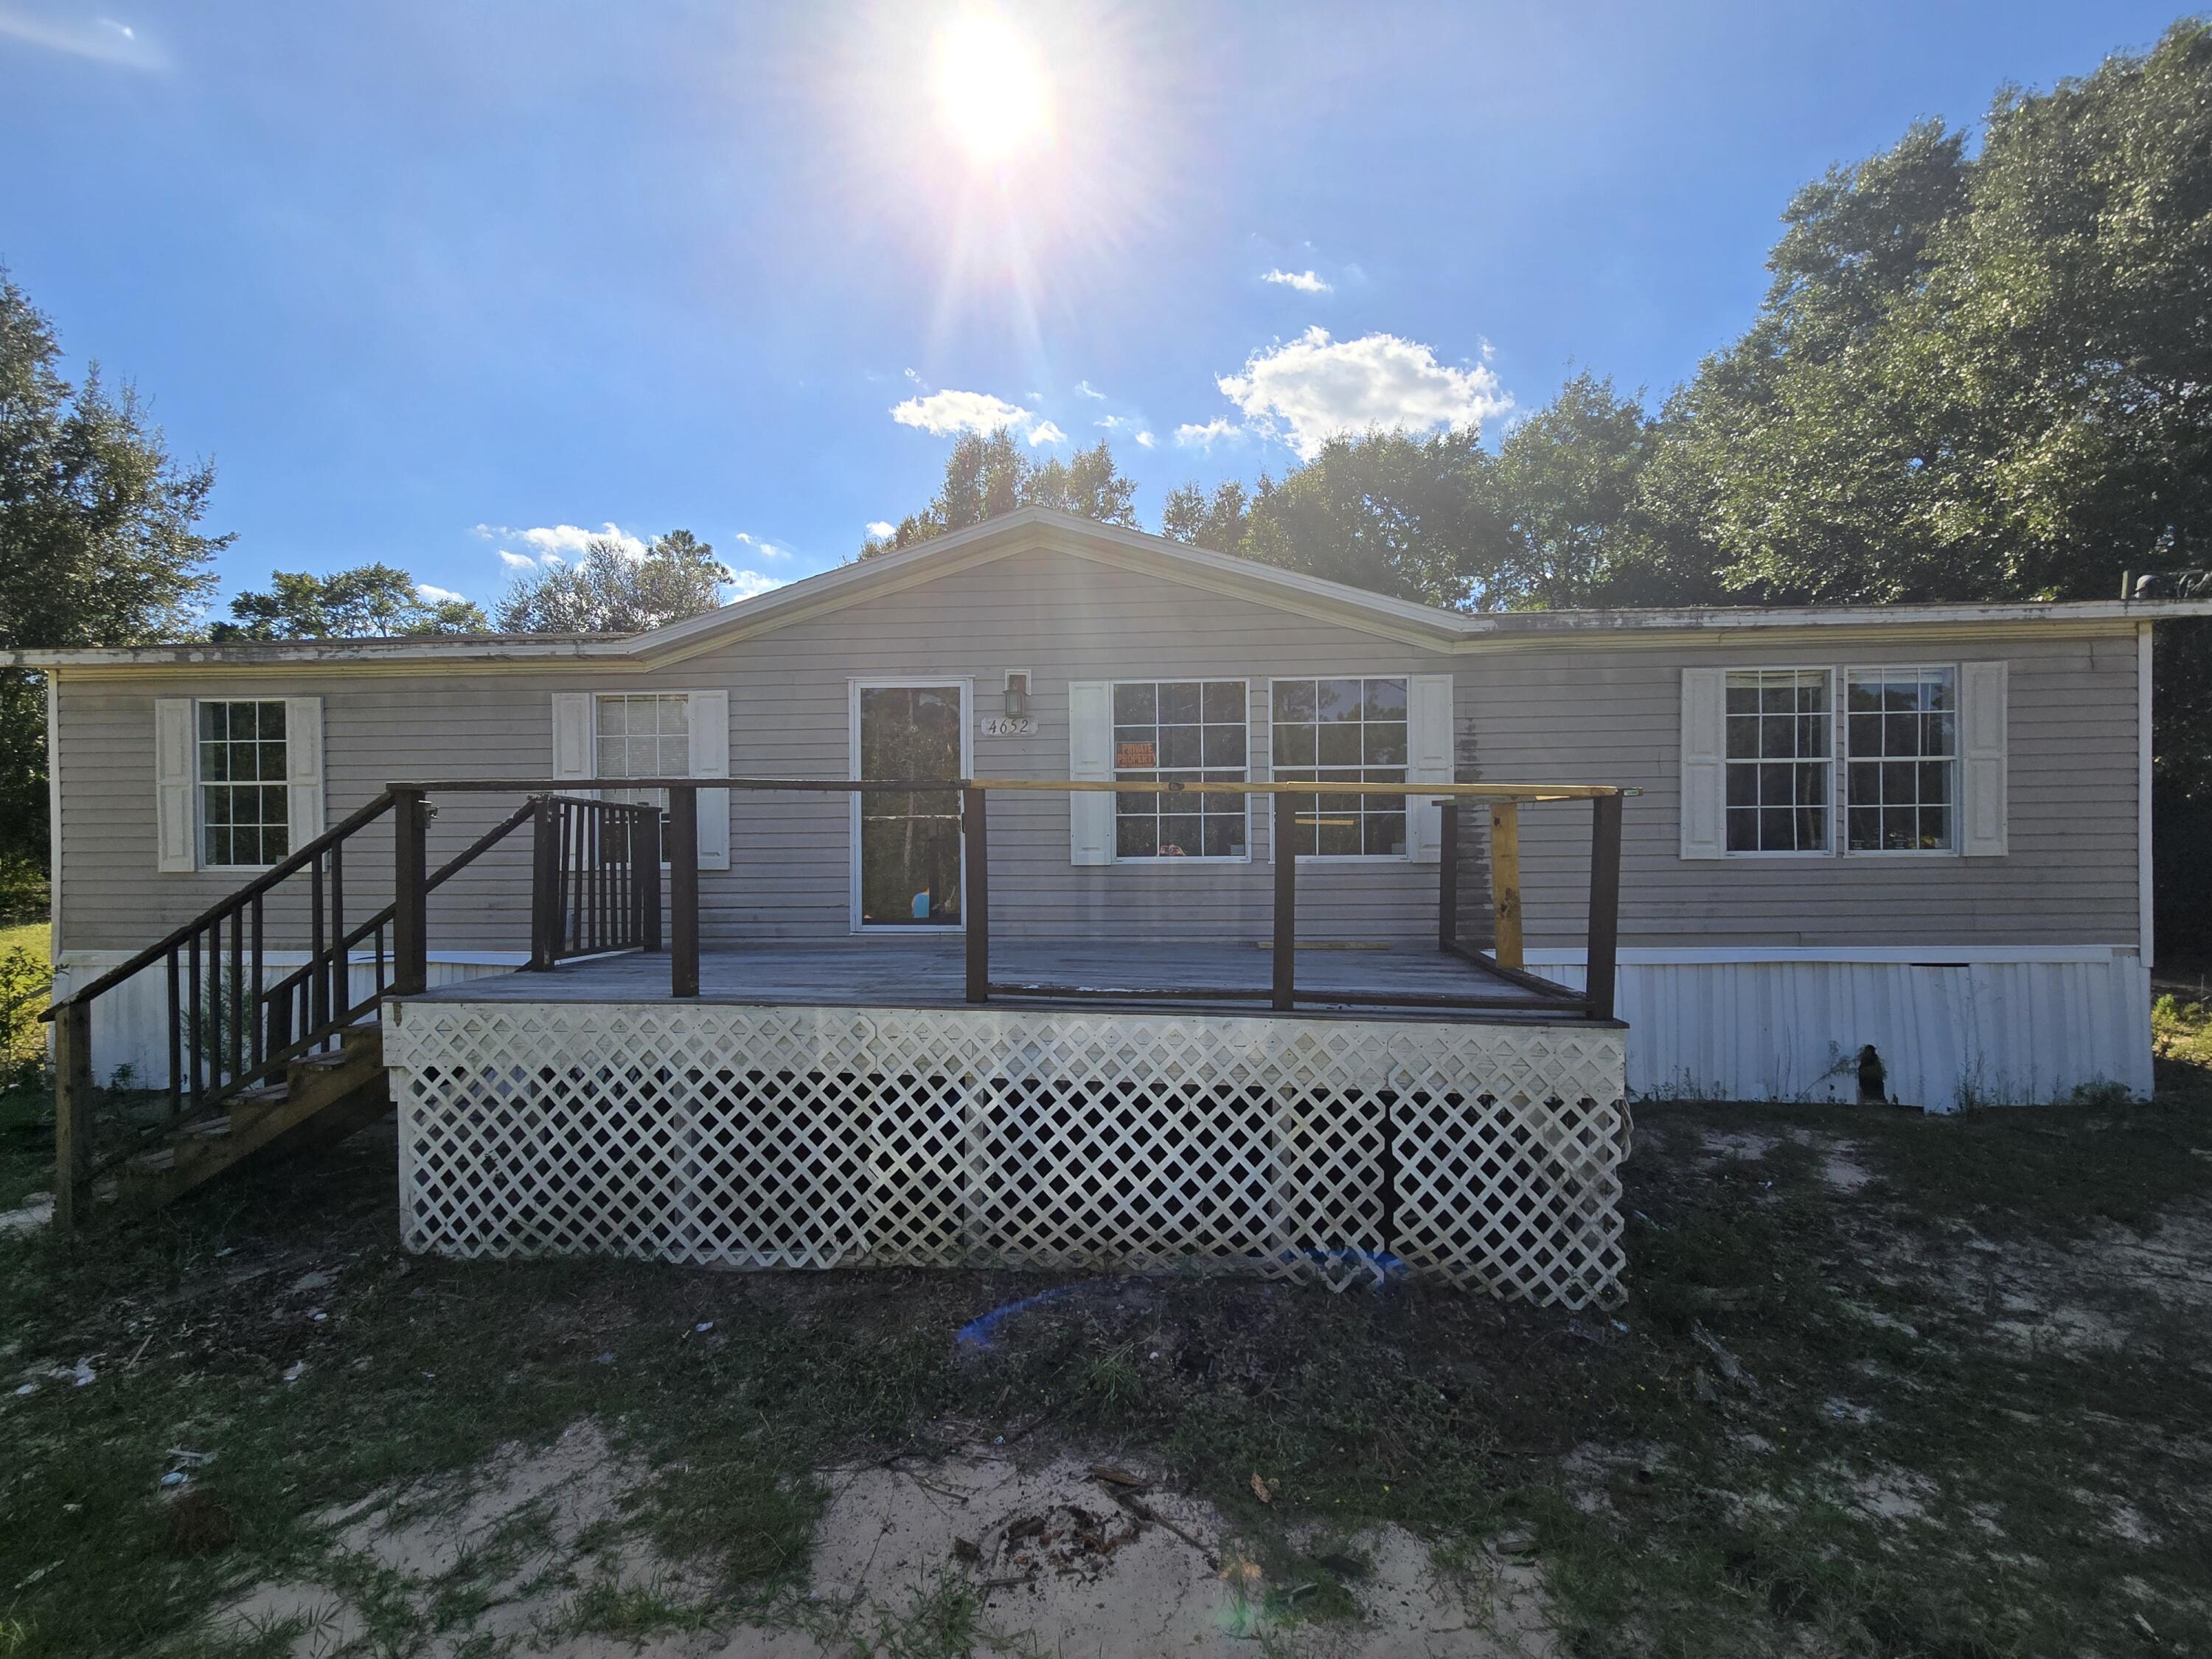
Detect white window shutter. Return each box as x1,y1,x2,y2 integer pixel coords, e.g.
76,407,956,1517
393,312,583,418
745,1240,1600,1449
1068,680,1113,865
1960,661,2008,857
284,697,325,850
1405,674,1455,863
154,698,195,872
688,689,731,872
550,692,594,782
1679,668,1727,859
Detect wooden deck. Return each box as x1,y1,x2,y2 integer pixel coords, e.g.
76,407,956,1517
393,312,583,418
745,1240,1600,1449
402,939,1578,1023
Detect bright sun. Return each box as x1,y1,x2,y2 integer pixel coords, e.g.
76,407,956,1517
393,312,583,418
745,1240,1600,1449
931,8,1054,165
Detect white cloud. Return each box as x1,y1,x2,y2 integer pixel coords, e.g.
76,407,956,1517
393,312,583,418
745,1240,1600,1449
890,389,1035,437
1026,420,1068,447
732,531,792,560
0,7,165,67
1214,327,1511,461
1135,430,1156,448
414,582,467,604
866,521,897,538
517,521,648,560
1174,418,1243,451
726,570,786,600
1075,380,1107,400
1262,268,1333,295
497,550,538,571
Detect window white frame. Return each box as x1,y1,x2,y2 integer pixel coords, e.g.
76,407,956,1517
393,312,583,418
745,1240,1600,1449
1705,664,1969,861
1840,664,1961,859
1108,678,1253,864
592,692,694,810
847,677,973,934
1265,675,1413,863
194,697,293,871
1719,666,1837,860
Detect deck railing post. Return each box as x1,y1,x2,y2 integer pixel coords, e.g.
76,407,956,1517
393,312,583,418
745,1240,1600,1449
1437,801,1459,952
1489,802,1524,970
963,787,990,1003
1586,792,1623,1021
528,796,561,970
667,783,700,998
392,787,429,996
52,998,93,1233
638,807,664,953
1273,791,1298,1012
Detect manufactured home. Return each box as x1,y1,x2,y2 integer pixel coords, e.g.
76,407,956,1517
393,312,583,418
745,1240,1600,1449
19,509,2208,1303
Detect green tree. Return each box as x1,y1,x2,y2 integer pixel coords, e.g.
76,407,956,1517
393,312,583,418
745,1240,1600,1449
1658,23,2212,605
1475,372,1724,609
861,431,1138,555
215,563,487,639
0,269,226,869
494,529,728,632
1231,428,1500,609
1160,479,1251,554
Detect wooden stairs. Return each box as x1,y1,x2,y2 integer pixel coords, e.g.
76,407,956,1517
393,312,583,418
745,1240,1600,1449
111,1021,392,1214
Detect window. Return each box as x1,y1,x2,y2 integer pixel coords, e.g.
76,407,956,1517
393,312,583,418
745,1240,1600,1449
1846,667,1956,851
596,693,690,808
1271,677,1408,857
1112,681,1248,858
1724,669,1830,853
198,700,290,867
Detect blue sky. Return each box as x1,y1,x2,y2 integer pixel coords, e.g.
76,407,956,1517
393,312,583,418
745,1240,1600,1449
0,1,2191,617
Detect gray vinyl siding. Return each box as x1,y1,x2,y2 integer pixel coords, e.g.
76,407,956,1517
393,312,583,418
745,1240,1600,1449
53,549,1464,954
48,544,2145,960
1464,630,2143,950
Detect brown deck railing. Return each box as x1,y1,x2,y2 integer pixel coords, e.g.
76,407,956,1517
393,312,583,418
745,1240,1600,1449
380,776,1630,1021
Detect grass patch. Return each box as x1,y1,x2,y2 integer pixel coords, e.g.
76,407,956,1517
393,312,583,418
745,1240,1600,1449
1,1062,2209,1655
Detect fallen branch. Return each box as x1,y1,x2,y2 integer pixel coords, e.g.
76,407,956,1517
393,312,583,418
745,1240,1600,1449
1102,1482,1219,1570
1690,1320,1759,1394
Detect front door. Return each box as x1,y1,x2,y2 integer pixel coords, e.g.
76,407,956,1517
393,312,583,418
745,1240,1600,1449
852,681,967,930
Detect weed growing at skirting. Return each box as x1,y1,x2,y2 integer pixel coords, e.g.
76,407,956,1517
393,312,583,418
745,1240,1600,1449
1,1063,2208,1655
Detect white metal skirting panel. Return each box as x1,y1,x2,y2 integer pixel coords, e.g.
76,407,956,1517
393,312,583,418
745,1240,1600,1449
49,952,525,1090
1531,955,2151,1110
384,1001,1631,1307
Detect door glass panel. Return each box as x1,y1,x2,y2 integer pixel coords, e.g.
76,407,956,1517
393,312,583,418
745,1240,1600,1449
858,686,963,927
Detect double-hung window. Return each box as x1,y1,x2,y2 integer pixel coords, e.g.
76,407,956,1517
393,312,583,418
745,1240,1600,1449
1844,667,1956,852
1723,669,1831,854
1113,680,1248,859
198,700,291,868
595,693,692,810
1271,677,1409,858
1701,664,1973,858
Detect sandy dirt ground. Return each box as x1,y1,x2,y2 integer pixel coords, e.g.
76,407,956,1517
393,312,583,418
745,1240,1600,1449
219,1424,1551,1658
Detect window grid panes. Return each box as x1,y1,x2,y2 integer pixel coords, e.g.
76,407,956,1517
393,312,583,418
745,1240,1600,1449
198,700,289,867
1113,681,1248,859
1270,677,1409,858
1724,669,1830,853
596,694,690,809
1846,668,1957,852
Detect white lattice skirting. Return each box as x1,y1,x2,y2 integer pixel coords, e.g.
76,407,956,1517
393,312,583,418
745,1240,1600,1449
385,1001,1631,1307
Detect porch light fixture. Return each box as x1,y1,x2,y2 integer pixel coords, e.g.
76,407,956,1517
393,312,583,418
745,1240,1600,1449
1004,671,1030,720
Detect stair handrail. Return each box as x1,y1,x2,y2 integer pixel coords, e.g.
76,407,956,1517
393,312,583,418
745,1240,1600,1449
43,791,401,1018
44,790,557,1229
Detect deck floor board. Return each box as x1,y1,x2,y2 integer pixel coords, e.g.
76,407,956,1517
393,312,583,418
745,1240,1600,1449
400,939,1579,1023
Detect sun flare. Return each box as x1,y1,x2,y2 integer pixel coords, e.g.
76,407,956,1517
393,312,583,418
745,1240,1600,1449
931,8,1054,165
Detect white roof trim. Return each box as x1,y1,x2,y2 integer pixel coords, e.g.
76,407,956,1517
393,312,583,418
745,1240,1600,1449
10,506,2211,667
